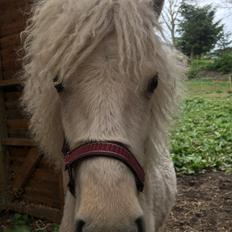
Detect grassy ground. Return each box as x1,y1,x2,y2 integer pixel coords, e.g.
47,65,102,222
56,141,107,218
186,79,232,98
171,79,232,173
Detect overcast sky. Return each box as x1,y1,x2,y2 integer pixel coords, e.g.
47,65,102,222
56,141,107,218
197,0,232,33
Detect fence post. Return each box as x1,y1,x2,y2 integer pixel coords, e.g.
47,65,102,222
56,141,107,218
229,75,232,91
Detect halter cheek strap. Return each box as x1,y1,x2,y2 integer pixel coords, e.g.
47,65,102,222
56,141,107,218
63,141,145,196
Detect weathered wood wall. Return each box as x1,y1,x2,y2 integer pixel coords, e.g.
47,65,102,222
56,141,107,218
0,0,64,223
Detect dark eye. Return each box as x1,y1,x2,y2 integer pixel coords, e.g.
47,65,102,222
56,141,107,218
147,73,159,93
53,75,64,93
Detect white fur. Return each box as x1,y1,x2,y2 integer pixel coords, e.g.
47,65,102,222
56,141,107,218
21,0,185,231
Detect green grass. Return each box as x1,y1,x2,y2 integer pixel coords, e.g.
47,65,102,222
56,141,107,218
171,80,232,174
186,79,232,98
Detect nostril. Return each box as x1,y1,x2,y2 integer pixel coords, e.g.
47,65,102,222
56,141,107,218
75,219,85,232
135,217,145,232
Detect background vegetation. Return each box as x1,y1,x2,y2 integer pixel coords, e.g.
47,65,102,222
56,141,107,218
177,3,223,58
188,52,232,79
170,80,232,174
1,214,59,232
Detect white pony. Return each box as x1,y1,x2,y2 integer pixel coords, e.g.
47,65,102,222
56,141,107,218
21,0,184,231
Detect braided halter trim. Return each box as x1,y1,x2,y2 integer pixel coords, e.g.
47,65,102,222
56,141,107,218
64,142,145,192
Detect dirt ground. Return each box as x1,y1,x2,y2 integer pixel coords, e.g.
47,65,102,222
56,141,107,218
166,171,232,232
1,171,231,232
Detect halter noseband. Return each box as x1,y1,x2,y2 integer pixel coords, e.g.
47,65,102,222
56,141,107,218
63,141,145,196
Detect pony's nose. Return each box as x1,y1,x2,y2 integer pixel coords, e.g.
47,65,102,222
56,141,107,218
75,217,145,232
75,219,85,232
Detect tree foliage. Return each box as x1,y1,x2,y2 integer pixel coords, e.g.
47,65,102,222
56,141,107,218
177,3,223,57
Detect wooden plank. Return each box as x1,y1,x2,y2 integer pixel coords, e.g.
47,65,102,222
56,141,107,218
7,119,28,129
30,168,61,181
1,45,21,63
0,20,26,39
0,0,29,13
1,46,22,73
12,148,42,198
8,130,28,138
28,175,59,187
1,138,35,146
24,185,61,201
4,92,21,101
0,3,28,38
6,109,25,119
8,147,29,156
6,119,29,137
4,202,62,223
0,34,20,49
0,79,21,87
23,194,62,210
9,156,24,168
5,100,20,110
8,147,30,168
0,50,9,206
2,59,21,75
3,69,21,80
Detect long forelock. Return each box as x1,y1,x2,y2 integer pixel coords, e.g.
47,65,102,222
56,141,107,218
22,0,162,82
21,0,185,167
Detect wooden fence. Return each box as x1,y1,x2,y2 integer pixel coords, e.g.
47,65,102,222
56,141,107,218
0,0,63,223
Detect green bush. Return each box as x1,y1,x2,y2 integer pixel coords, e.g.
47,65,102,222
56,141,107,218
207,52,232,74
187,53,232,79
187,58,213,79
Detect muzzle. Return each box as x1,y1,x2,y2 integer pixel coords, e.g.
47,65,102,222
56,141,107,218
63,141,145,196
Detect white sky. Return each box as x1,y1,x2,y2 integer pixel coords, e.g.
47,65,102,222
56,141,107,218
197,0,232,33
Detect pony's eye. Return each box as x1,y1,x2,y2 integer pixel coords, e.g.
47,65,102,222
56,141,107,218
53,75,64,93
147,73,159,94
54,82,64,92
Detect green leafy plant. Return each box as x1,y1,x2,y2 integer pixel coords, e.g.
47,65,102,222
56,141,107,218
3,214,30,232
171,96,232,174
2,214,59,232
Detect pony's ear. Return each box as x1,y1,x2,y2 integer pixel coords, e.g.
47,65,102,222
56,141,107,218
153,0,164,17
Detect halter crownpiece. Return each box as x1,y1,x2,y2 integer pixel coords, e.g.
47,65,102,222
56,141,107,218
63,141,145,196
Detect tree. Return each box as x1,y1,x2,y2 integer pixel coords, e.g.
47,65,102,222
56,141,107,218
161,0,182,46
177,3,223,57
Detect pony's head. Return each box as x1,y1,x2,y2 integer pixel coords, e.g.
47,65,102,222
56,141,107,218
21,0,183,231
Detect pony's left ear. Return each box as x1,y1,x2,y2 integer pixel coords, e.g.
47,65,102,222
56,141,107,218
153,0,164,17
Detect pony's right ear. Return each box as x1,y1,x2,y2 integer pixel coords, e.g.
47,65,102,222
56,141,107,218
153,0,164,17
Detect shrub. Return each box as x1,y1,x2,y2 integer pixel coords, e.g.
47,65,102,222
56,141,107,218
207,52,232,74
187,58,213,79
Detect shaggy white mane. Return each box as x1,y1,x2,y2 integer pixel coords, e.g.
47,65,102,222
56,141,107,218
21,0,184,167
